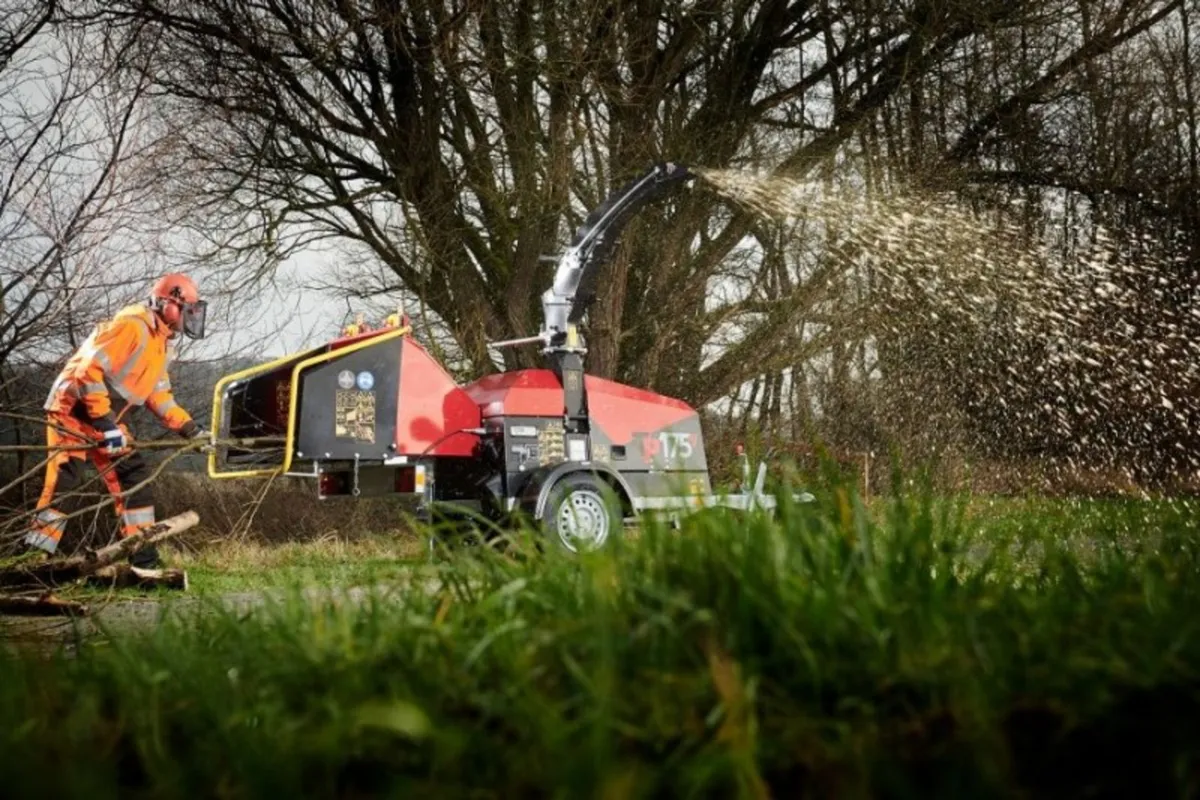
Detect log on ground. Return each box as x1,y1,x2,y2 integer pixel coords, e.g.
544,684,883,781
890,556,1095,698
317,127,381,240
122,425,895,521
85,564,189,591
0,511,200,591
0,593,88,616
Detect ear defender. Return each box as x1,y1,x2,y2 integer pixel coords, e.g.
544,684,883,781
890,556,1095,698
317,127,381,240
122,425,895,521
158,298,182,329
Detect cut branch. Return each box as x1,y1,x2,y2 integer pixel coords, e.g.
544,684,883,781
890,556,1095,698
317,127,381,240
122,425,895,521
0,511,199,591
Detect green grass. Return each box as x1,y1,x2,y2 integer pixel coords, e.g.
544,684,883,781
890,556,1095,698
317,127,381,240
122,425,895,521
38,534,428,604
170,535,428,595
2,473,1200,798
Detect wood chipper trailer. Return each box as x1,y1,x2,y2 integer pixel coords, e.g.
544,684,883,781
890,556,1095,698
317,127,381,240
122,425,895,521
207,163,812,552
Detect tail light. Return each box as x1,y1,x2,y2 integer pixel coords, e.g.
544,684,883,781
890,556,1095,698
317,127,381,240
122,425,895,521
392,465,427,494
318,472,347,497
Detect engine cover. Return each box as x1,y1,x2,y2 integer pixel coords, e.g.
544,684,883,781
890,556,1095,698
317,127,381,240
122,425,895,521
463,369,711,500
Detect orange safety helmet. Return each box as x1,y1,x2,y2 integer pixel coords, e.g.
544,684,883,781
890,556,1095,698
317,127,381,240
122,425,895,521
150,273,207,339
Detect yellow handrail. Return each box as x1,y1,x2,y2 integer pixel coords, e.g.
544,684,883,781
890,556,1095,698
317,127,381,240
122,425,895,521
208,345,322,479
207,328,413,479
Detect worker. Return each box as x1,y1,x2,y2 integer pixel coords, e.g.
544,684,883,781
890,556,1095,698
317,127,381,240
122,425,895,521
20,273,211,568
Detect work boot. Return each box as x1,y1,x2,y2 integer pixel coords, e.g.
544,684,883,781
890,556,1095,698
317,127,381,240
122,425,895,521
129,544,161,571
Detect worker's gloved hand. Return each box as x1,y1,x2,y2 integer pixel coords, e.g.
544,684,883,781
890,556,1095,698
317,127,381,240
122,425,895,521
179,420,213,453
101,428,126,454
91,414,130,455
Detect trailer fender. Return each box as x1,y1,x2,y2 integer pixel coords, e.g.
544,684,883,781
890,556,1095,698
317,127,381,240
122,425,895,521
517,462,635,521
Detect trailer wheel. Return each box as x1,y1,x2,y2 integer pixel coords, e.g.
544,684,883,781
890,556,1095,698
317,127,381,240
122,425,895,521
541,472,621,553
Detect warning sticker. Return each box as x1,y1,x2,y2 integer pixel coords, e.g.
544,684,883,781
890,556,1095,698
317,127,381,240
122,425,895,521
538,421,564,465
334,389,376,443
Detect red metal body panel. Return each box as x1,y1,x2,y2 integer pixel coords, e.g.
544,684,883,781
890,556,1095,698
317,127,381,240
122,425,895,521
586,375,696,444
462,368,696,444
465,369,564,418
395,337,480,456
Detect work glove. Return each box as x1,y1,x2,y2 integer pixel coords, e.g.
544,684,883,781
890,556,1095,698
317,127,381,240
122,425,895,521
90,414,131,455
179,420,214,453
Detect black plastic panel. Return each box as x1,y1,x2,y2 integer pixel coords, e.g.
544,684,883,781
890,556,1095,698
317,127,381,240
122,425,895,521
486,413,712,501
295,338,403,460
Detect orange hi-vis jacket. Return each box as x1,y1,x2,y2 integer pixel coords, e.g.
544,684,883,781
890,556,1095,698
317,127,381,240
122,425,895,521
43,304,193,432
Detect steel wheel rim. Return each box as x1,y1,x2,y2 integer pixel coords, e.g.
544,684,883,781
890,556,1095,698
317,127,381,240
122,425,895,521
556,490,610,551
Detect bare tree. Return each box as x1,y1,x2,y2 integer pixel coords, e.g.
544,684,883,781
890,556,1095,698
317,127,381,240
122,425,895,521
64,0,1188,487
94,1,1054,391
0,4,286,526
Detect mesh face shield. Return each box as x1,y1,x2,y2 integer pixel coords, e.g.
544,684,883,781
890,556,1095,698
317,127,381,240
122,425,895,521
182,299,207,340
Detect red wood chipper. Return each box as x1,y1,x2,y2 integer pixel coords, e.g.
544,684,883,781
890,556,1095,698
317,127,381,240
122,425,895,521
207,163,813,551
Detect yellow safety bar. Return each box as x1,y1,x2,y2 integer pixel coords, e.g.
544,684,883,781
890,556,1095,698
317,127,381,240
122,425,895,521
207,345,322,479
207,327,411,479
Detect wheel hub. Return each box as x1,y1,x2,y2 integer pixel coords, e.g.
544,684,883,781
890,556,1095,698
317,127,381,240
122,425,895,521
557,490,610,551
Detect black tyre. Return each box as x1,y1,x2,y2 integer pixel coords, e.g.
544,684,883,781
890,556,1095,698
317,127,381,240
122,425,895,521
539,472,623,553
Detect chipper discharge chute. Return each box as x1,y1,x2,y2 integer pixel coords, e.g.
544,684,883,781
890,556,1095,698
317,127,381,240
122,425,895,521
208,162,812,552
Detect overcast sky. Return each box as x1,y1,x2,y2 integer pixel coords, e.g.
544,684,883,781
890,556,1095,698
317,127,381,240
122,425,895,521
181,247,347,363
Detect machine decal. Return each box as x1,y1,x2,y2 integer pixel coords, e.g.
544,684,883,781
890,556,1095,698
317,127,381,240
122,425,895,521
640,431,698,463
337,369,355,389
537,421,564,464
356,371,375,390
335,389,376,442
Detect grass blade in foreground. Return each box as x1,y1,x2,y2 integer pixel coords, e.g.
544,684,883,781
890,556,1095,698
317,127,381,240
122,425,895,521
1,472,1199,797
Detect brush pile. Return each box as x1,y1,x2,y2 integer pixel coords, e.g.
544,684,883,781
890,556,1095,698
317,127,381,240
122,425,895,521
0,512,198,616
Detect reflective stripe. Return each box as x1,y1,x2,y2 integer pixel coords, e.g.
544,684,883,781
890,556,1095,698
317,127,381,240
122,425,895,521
154,377,171,392
23,530,59,553
36,509,66,534
78,331,116,385
106,320,152,405
112,319,149,384
155,398,178,415
94,349,113,375
76,332,101,364
82,381,107,396
123,506,155,527
43,378,73,409
110,379,141,404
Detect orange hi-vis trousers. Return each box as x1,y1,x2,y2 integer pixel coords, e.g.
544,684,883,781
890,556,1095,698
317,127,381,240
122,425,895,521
24,411,155,556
